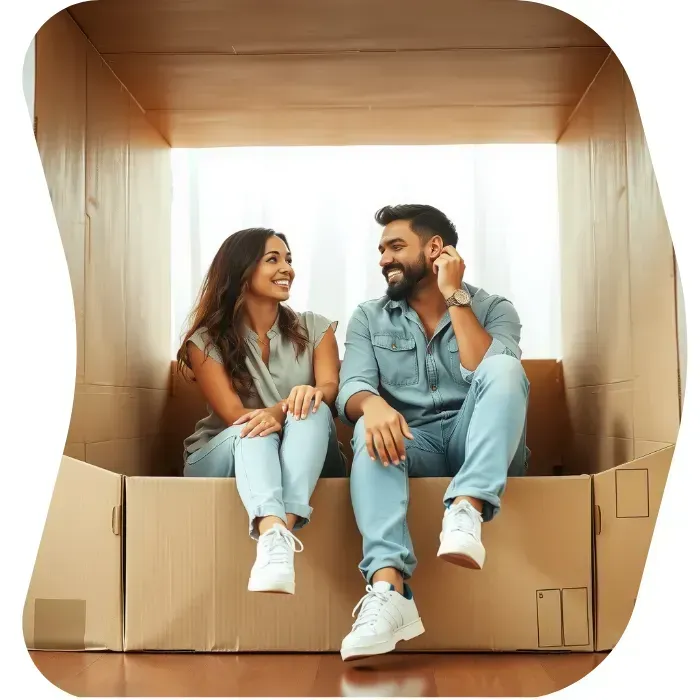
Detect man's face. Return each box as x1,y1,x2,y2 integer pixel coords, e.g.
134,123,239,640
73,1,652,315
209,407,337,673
378,220,431,301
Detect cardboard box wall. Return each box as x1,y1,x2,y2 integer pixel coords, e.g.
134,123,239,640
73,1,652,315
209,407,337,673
123,444,673,653
23,446,673,653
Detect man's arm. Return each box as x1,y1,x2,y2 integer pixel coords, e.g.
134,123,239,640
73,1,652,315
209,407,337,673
336,307,381,424
433,245,522,377
336,306,413,466
452,298,522,381
449,297,522,370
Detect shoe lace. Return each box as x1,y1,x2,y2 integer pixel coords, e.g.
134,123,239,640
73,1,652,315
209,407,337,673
261,527,304,565
351,585,391,630
447,501,482,535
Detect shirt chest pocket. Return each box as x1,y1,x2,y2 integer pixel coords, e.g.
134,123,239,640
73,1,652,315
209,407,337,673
448,337,472,385
371,334,419,387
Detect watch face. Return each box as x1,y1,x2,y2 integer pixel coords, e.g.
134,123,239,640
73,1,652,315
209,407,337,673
454,289,471,304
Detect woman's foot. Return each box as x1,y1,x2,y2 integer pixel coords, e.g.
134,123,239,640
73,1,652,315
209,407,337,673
248,523,304,594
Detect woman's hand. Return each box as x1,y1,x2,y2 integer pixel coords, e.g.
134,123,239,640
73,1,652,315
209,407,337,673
284,385,324,420
233,408,283,438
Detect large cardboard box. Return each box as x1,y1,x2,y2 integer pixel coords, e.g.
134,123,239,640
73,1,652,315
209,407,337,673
23,457,124,651
593,445,674,651
123,473,593,652
24,446,674,653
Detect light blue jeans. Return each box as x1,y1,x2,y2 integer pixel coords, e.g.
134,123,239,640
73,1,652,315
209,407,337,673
183,401,346,538
349,355,530,582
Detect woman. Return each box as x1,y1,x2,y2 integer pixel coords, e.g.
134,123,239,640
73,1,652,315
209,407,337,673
177,227,346,596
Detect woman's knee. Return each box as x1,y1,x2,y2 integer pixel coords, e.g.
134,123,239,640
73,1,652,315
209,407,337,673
285,399,333,432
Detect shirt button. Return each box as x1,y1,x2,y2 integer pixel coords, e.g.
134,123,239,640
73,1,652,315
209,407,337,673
431,385,437,392
391,343,397,350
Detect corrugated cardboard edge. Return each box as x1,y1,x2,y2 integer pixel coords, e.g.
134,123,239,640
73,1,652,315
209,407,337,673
23,457,126,652
592,445,674,651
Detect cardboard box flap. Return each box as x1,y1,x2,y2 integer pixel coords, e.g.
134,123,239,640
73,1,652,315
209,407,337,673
593,445,674,651
23,456,124,651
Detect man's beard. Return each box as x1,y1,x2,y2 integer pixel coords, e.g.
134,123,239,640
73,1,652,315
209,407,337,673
384,253,429,301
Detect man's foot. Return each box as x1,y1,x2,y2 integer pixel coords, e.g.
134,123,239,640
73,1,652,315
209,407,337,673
437,500,486,569
340,582,425,661
248,523,303,594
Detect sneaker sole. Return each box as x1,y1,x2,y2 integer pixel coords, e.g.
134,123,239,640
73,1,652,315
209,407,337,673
340,618,425,662
247,578,295,595
437,542,486,570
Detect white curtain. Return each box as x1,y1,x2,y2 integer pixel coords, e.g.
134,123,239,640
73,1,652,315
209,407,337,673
171,144,561,360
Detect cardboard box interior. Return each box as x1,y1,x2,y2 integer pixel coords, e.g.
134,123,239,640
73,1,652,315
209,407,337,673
25,3,682,655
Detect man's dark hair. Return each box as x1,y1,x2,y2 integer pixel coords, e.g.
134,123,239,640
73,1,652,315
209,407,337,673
375,204,459,248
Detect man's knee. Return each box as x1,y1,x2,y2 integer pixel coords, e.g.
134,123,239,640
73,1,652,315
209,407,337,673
476,354,528,392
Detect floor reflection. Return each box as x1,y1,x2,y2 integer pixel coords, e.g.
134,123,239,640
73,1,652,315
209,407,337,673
340,655,438,697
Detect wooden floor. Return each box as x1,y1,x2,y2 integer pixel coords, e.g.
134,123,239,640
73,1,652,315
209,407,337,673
30,650,607,697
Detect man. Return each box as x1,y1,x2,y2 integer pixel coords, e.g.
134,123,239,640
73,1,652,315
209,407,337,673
336,204,530,661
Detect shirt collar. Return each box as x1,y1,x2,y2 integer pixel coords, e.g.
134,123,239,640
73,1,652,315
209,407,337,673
245,314,281,342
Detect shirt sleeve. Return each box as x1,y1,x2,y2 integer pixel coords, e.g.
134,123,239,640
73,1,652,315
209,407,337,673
187,327,224,364
459,298,523,382
305,312,339,349
336,306,380,424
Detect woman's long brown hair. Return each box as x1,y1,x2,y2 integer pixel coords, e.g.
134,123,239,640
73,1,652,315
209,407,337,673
176,228,309,397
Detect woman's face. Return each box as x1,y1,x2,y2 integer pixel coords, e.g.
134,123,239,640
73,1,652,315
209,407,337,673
247,235,294,302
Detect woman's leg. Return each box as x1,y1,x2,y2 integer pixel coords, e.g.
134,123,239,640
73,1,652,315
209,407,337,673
184,424,287,538
279,400,335,531
184,423,304,595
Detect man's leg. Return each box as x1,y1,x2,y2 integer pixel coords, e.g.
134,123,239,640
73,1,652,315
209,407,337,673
341,416,444,661
349,416,446,587
439,354,529,568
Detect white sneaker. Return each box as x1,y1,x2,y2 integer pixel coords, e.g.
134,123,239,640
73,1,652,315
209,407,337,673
247,523,303,594
340,582,425,661
437,500,486,569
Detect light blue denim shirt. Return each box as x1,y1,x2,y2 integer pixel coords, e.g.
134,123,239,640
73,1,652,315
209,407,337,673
336,282,523,428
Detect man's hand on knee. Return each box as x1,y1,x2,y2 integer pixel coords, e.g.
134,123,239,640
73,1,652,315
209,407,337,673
362,396,414,466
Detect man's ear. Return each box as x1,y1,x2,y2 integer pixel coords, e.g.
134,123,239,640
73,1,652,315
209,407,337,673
426,235,443,261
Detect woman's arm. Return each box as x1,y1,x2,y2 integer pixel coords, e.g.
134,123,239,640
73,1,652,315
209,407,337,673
312,327,341,408
187,342,252,426
285,327,341,420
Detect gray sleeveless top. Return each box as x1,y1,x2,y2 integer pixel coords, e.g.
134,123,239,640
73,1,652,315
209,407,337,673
183,310,337,456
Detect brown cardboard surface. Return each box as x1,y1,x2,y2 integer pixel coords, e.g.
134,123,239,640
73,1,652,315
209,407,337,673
124,474,592,652
147,105,575,149
404,476,593,651
70,0,606,54
517,360,565,475
634,440,672,460
625,72,680,444
35,12,87,383
85,47,129,387
102,48,608,113
589,56,633,386
565,382,633,440
166,359,567,478
565,433,634,476
557,53,680,472
593,446,674,651
23,457,124,651
63,442,86,461
126,99,172,391
557,90,598,391
124,477,362,652
66,385,169,445
86,436,167,478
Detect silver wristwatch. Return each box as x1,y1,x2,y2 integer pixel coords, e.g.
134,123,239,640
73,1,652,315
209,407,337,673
445,288,472,308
